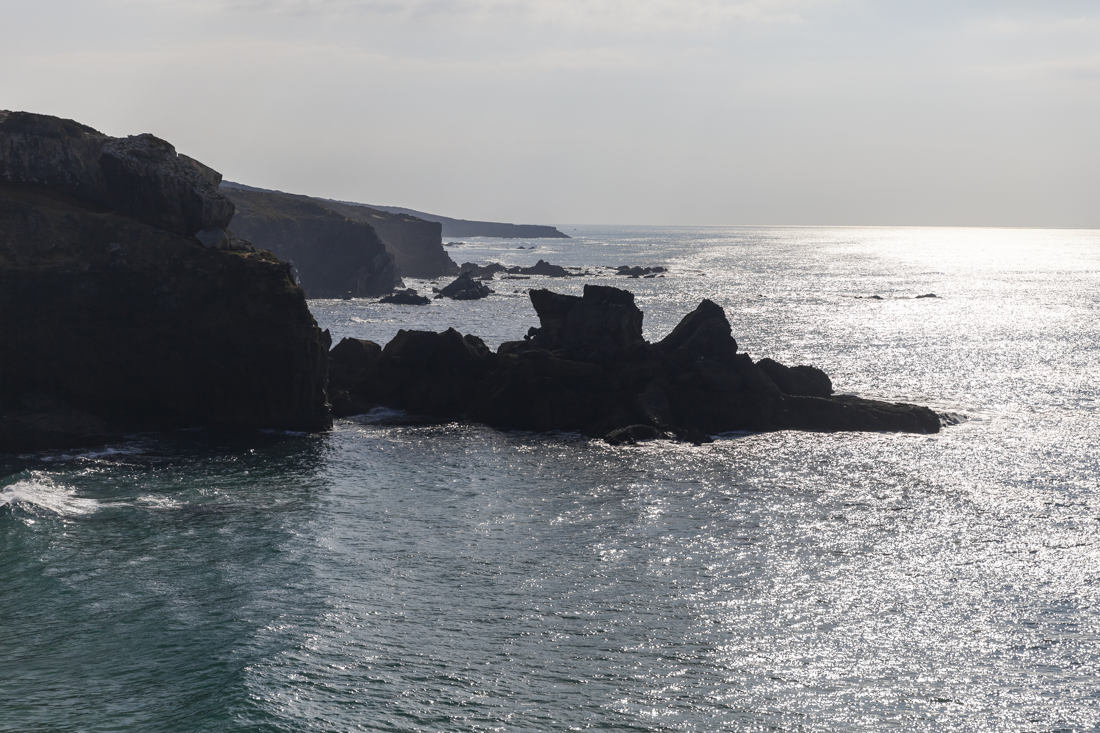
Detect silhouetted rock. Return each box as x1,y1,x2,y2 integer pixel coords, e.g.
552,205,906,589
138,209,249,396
329,285,943,440
380,289,430,305
527,285,645,360
436,272,492,300
756,358,833,398
1,110,234,236
223,182,459,279
1,118,333,453
916,293,938,298
616,265,667,278
225,187,401,298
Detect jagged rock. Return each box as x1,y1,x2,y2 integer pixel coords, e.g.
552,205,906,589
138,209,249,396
460,262,507,279
0,111,234,236
527,285,645,361
436,272,492,300
511,259,577,277
329,285,943,439
380,289,430,305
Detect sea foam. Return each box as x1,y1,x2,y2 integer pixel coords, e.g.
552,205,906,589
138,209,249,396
0,473,98,516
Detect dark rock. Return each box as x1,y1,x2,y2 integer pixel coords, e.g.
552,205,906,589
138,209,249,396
527,285,645,361
616,265,667,278
0,182,331,453
331,286,945,442
756,358,833,398
509,259,578,277
916,293,938,298
0,111,234,236
222,182,459,279
380,289,430,305
460,262,507,279
223,188,401,298
436,272,492,300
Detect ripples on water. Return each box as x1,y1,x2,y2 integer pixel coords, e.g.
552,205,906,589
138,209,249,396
3,226,1099,731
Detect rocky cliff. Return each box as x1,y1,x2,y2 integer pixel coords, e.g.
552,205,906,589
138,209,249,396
366,205,570,240
329,285,942,441
225,188,401,298
0,112,331,451
223,183,459,279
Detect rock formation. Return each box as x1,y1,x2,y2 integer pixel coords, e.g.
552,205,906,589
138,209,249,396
222,183,459,280
380,289,430,305
363,205,570,240
224,187,401,298
436,272,491,300
460,260,581,279
329,285,942,440
0,112,331,452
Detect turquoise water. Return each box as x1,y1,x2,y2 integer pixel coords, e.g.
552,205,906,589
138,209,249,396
4,226,1100,731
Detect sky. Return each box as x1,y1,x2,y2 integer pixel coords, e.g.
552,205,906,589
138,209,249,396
2,0,1098,227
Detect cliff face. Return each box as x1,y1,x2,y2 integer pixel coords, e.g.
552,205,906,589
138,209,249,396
225,188,401,298
222,183,458,280
366,205,570,240
0,112,331,451
306,200,459,279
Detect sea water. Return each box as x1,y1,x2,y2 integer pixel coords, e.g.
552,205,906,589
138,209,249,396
3,226,1099,731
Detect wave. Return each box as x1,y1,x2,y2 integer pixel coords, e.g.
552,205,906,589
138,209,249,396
0,472,98,517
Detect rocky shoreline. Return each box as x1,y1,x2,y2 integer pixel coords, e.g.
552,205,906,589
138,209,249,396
1,110,944,453
1,112,331,451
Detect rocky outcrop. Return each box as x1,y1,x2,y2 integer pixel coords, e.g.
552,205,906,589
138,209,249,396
224,188,400,298
0,113,331,452
0,111,234,237
460,260,581,279
380,289,430,305
329,285,942,440
436,272,491,300
364,204,570,240
222,183,459,279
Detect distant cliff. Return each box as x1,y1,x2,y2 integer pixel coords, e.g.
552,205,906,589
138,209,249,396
0,111,331,451
223,183,458,279
225,188,401,298
365,205,570,240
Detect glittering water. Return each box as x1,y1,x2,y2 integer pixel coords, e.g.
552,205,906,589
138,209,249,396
4,226,1100,731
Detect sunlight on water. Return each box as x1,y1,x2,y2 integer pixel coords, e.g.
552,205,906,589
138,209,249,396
3,226,1099,731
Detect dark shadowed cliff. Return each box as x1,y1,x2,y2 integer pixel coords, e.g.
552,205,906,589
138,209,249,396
223,183,459,279
225,188,401,298
0,111,331,451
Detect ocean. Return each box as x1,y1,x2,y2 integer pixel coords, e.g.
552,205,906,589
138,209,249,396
3,225,1099,731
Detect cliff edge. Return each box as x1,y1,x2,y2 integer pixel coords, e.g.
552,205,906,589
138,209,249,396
0,112,331,451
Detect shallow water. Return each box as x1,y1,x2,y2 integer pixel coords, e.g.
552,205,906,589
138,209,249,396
4,226,1099,731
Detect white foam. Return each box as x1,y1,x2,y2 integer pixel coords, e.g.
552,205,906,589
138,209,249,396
0,473,98,516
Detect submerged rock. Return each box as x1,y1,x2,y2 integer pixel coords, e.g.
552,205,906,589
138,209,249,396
329,284,943,441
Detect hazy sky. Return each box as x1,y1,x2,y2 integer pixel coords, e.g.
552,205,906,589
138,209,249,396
3,0,1098,226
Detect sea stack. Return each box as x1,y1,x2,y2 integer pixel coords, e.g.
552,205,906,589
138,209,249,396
329,284,942,440
0,111,332,451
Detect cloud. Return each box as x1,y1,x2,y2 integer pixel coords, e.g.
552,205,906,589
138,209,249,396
224,0,824,31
